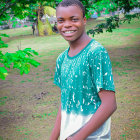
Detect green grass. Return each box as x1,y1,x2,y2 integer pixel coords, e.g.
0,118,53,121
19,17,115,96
0,26,32,37
0,96,8,106
0,18,140,140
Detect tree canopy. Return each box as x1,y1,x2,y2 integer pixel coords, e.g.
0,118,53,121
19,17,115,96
1,0,139,35
80,0,140,36
0,0,43,80
0,0,140,80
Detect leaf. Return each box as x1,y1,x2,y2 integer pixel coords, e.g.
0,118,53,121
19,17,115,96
0,40,8,48
23,48,38,56
29,59,40,67
32,50,38,55
4,63,11,69
20,69,24,75
2,44,8,48
0,33,9,38
13,62,22,69
0,40,4,44
0,51,4,57
23,63,30,74
23,48,32,51
0,67,8,80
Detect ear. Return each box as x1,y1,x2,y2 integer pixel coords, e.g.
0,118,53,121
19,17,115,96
83,16,86,25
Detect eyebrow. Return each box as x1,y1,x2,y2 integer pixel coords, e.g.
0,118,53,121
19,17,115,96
57,16,79,19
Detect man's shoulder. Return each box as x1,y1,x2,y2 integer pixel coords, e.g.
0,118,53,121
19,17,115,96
88,39,106,56
56,48,68,63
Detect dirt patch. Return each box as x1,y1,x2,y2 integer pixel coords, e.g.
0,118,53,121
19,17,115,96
1,44,139,139
0,19,140,140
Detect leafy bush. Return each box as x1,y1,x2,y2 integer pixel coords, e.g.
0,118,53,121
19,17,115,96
0,33,40,80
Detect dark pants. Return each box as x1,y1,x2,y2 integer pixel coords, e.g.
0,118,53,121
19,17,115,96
33,29,35,35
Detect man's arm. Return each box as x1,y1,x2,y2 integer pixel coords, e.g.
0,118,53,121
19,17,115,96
49,104,61,140
68,90,117,140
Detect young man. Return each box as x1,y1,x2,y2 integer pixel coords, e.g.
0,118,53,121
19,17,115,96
32,23,35,35
50,0,117,140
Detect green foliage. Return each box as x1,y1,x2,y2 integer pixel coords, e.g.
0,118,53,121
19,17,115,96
87,15,120,36
0,33,40,80
0,1,45,80
0,67,8,80
87,13,140,37
0,34,9,48
84,0,140,36
0,0,56,26
55,0,63,6
0,136,3,140
0,96,7,106
123,13,140,23
0,0,140,79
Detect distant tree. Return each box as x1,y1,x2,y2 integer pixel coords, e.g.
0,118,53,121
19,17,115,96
0,0,43,80
0,0,60,80
0,33,40,80
51,0,140,36
80,0,140,36
35,2,56,36
0,0,57,35
0,0,139,80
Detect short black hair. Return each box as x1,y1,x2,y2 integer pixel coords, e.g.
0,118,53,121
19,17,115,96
57,0,85,17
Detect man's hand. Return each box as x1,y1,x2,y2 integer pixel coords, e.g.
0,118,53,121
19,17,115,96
67,136,84,140
49,105,61,140
67,137,72,140
67,137,76,140
67,90,117,140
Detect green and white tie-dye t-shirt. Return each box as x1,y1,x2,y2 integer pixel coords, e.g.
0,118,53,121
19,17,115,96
54,39,115,140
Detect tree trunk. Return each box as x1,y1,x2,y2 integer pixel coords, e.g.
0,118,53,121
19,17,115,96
7,20,12,29
37,17,53,36
37,6,54,36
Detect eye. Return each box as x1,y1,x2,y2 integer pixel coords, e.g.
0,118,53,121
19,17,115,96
72,18,79,22
57,19,64,23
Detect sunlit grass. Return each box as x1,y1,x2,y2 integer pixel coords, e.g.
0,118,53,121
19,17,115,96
0,26,32,37
0,18,140,140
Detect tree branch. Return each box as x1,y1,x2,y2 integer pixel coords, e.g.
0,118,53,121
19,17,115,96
0,2,16,17
109,0,116,9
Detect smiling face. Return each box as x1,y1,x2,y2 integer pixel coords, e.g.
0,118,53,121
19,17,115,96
56,5,86,43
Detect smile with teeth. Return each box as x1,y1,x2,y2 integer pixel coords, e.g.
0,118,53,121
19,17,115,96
63,30,76,34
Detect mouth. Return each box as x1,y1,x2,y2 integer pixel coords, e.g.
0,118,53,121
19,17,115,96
62,30,77,36
63,30,76,34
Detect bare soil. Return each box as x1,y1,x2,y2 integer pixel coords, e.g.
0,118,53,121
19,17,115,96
0,20,140,140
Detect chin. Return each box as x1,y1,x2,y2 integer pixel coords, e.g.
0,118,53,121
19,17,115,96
63,37,75,42
63,36,81,43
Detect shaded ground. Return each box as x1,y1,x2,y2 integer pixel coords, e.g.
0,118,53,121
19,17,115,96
0,18,140,140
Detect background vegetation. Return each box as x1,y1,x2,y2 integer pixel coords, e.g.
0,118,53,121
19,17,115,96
0,0,140,139
0,17,140,140
0,0,140,80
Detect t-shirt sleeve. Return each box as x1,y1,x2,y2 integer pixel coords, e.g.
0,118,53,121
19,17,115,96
89,48,115,93
54,58,61,88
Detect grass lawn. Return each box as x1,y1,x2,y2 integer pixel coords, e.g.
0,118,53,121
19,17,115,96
0,18,140,140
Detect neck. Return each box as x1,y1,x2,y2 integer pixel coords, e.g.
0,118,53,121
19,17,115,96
68,32,92,50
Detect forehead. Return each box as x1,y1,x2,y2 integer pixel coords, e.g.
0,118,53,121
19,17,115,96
56,5,83,18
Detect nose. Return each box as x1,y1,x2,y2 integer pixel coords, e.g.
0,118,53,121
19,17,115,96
64,20,72,28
